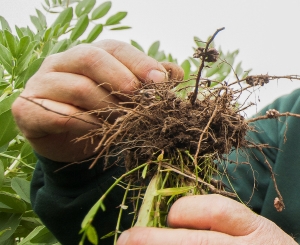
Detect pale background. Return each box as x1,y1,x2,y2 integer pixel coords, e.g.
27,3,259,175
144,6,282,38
1,0,300,116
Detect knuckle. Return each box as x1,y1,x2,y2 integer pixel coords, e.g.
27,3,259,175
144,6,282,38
96,39,125,50
42,53,60,70
210,195,231,221
121,75,141,94
11,97,24,121
11,97,35,137
68,44,100,68
70,79,94,102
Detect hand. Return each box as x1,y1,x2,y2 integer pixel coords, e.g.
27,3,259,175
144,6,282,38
12,40,183,162
117,194,297,245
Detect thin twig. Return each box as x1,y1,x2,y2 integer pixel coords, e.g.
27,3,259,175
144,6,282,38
190,27,225,105
248,112,300,123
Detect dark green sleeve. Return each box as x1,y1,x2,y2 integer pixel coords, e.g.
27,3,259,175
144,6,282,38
30,154,130,245
223,89,300,242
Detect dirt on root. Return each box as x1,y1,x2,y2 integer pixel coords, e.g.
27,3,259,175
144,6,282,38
82,78,251,197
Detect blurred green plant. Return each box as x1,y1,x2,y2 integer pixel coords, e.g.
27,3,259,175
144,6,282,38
0,0,248,244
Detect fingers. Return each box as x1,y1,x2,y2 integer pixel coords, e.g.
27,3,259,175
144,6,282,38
92,40,168,83
24,72,121,111
12,97,100,139
167,194,259,236
117,227,236,245
12,96,100,161
40,40,168,94
94,40,184,82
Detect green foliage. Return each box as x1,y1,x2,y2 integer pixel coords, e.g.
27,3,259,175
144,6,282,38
0,0,129,244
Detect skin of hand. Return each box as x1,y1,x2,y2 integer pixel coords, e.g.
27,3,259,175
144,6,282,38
117,194,297,245
12,40,184,162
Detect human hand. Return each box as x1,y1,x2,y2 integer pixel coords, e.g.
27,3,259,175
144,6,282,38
117,194,297,245
12,40,183,162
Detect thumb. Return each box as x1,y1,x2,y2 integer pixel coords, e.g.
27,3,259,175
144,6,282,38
167,194,259,236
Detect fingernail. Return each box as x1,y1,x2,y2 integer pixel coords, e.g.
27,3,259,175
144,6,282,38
147,70,167,83
117,230,129,245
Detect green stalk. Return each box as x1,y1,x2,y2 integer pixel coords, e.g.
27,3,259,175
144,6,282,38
155,171,169,227
81,162,149,230
114,181,131,244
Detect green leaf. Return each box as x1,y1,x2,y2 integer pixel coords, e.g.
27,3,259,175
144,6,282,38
85,24,103,43
147,41,160,57
0,213,22,242
100,231,115,239
142,164,148,179
36,9,47,29
0,111,19,148
181,59,191,80
30,226,58,243
50,23,60,38
57,22,70,37
48,39,68,55
0,91,20,114
17,36,30,58
234,61,243,77
20,141,35,160
155,186,194,196
15,26,24,39
130,40,144,52
0,43,13,74
189,57,200,68
135,174,159,227
110,26,131,30
154,51,166,61
91,1,111,20
0,30,4,45
30,15,43,31
15,41,37,75
75,0,96,17
86,225,98,245
0,160,3,190
205,62,222,78
51,7,73,28
105,12,127,26
11,177,31,203
40,41,52,57
44,0,50,7
43,27,53,41
0,191,26,213
0,16,11,32
4,30,18,58
168,54,177,63
81,197,105,229
18,225,44,245
70,14,89,40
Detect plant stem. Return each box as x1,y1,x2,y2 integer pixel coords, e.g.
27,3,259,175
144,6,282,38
114,181,131,244
81,162,149,228
190,27,225,105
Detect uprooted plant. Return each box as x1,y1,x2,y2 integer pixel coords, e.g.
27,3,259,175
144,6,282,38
40,27,299,244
